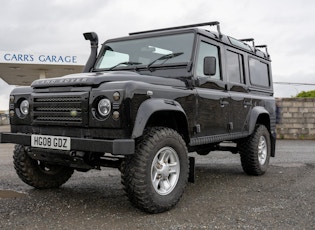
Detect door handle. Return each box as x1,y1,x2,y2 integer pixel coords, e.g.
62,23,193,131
220,99,229,108
244,101,252,107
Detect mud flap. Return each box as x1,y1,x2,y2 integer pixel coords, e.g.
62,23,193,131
188,157,195,183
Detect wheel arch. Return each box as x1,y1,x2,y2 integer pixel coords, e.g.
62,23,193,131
248,106,276,157
248,106,271,135
131,99,189,143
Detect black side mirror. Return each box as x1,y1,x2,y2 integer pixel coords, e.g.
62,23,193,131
203,56,216,76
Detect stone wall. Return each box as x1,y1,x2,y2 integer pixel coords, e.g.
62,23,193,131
276,98,315,139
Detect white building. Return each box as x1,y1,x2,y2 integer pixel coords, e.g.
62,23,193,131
0,51,85,86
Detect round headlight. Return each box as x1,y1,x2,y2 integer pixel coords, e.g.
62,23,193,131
20,99,29,115
98,98,111,117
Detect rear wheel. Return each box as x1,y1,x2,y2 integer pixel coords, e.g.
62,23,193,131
13,145,74,189
239,125,271,175
121,127,189,213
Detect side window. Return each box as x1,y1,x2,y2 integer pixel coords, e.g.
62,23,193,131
226,50,245,84
96,50,129,69
196,41,221,80
249,58,270,87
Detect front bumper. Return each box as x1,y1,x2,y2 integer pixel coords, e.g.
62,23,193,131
0,132,135,155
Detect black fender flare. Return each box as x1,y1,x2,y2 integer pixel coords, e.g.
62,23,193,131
248,106,270,135
248,106,276,157
131,98,187,139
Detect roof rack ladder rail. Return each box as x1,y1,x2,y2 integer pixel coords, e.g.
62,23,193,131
129,21,222,38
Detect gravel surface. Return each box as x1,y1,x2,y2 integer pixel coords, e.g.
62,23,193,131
0,125,314,229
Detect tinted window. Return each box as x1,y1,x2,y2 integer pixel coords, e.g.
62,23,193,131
249,58,270,87
196,42,221,80
226,50,244,84
228,37,252,51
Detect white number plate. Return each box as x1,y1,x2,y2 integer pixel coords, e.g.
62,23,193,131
31,134,71,151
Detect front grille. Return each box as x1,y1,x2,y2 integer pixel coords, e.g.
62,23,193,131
32,92,89,126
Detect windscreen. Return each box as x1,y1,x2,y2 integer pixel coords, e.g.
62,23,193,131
94,33,195,70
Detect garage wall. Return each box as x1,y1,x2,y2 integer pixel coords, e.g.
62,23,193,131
276,98,315,139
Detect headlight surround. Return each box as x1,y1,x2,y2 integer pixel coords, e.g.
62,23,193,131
97,98,111,117
20,99,30,116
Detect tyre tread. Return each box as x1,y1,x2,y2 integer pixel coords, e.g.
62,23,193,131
239,125,270,176
13,145,74,189
121,127,189,213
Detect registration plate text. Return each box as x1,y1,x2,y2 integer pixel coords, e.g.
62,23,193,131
31,134,71,151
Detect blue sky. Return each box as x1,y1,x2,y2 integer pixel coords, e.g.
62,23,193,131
1,0,315,110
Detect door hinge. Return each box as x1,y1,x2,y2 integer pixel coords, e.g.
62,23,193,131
194,124,201,133
228,122,233,131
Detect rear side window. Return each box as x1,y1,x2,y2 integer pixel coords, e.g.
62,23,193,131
226,50,245,84
249,58,270,87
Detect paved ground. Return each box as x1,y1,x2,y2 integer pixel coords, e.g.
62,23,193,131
0,125,314,229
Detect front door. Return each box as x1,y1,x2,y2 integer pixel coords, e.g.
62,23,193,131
195,40,229,137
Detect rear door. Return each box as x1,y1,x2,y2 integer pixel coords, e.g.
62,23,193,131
225,48,251,133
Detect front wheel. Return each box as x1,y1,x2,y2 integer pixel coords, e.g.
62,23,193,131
239,125,271,176
121,127,189,213
13,145,74,189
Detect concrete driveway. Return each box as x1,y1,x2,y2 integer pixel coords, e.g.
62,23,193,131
0,125,314,229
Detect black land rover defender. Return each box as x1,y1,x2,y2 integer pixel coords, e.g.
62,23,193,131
0,22,276,213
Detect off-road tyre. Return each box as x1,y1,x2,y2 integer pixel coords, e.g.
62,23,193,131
13,145,74,189
121,127,189,213
239,125,271,176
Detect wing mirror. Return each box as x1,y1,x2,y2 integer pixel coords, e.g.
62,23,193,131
203,56,216,76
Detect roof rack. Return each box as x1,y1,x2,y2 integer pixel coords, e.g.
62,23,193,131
129,21,222,38
239,39,270,58
239,38,255,48
255,45,270,57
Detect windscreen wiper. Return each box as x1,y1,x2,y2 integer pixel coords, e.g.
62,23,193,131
147,52,184,71
108,61,142,71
